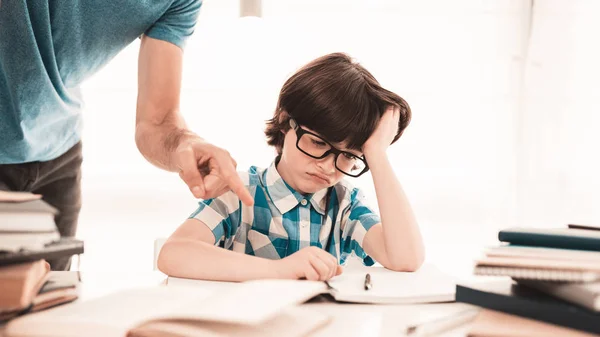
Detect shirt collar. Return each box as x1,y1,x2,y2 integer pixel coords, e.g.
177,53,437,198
262,161,329,215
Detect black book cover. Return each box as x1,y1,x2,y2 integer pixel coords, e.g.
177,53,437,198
0,238,84,266
456,280,600,334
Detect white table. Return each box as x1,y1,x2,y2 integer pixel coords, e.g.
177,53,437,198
1,271,478,337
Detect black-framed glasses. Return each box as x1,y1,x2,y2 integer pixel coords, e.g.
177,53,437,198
289,119,369,177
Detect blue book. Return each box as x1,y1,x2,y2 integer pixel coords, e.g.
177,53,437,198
456,281,600,334
498,227,600,252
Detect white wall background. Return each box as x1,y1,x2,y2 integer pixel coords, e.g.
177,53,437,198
76,0,600,278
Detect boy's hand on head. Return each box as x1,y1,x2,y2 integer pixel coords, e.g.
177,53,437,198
363,106,400,157
274,246,343,281
174,139,254,206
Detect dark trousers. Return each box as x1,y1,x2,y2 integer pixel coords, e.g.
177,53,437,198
0,142,82,270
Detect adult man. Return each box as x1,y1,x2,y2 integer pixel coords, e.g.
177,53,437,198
0,1,253,270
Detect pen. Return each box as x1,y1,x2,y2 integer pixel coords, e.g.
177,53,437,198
364,273,372,291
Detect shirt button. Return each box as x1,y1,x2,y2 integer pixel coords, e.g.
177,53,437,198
300,199,308,206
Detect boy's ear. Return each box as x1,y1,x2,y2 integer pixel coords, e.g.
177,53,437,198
278,110,291,134
278,110,290,124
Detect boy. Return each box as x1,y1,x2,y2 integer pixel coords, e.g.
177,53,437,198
158,53,424,281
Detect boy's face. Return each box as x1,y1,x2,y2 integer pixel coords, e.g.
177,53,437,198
277,125,363,194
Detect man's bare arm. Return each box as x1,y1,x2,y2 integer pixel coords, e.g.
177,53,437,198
135,36,252,205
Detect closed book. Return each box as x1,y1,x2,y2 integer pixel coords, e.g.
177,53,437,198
456,280,600,334
0,199,58,233
498,228,600,252
518,280,600,312
0,260,50,315
30,271,79,312
0,231,60,252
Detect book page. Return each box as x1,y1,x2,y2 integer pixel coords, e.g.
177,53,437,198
129,306,331,337
6,286,215,337
326,264,456,304
161,279,327,325
7,280,328,337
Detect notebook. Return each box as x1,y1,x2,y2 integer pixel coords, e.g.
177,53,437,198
498,227,600,252
473,265,600,282
474,255,600,281
168,264,456,305
324,264,456,304
518,280,600,312
5,280,330,337
484,245,600,262
468,309,598,337
456,280,600,334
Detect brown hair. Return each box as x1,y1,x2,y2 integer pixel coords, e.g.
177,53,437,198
265,52,411,154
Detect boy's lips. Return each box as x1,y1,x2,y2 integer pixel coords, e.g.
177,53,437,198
307,172,331,184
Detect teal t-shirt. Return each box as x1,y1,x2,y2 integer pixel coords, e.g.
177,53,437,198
0,0,202,164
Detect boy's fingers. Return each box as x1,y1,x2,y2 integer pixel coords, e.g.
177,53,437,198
304,262,320,281
310,256,331,281
316,251,337,279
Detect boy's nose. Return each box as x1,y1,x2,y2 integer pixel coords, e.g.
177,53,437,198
316,154,336,174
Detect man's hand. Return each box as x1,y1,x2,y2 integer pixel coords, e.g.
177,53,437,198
174,138,254,206
363,106,400,157
273,246,343,281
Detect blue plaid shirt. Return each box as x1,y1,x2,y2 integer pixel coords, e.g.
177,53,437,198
189,161,381,265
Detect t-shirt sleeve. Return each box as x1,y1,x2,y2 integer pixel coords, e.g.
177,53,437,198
145,0,202,49
339,188,381,266
189,191,242,246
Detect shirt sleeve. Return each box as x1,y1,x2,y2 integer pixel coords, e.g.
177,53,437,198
145,0,202,49
339,188,381,266
189,191,242,246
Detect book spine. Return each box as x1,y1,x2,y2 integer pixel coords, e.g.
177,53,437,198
498,232,600,252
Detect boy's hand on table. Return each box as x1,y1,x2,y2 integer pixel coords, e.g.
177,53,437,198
273,247,343,281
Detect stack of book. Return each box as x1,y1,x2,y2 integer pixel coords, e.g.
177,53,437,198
0,191,60,252
0,191,84,321
457,225,600,336
0,260,79,321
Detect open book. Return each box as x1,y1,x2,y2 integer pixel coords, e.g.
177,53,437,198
168,264,456,305
5,280,330,337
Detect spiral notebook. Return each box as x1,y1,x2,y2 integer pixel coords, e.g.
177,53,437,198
474,256,600,282
474,266,600,282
